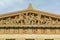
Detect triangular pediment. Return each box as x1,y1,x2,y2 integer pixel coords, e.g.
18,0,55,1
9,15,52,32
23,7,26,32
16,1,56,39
0,4,60,27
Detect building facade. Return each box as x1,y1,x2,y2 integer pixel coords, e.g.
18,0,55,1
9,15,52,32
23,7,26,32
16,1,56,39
0,4,60,40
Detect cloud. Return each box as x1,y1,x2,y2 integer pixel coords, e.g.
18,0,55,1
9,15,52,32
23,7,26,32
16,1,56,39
0,0,25,11
0,0,25,6
0,0,26,14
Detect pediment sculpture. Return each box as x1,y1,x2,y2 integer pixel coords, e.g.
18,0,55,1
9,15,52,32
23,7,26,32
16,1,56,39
0,12,60,25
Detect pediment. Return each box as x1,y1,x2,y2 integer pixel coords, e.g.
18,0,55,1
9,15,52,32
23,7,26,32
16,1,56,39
0,10,60,27
0,4,60,27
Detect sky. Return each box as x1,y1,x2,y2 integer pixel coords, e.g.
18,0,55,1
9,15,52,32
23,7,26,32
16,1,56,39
0,0,60,15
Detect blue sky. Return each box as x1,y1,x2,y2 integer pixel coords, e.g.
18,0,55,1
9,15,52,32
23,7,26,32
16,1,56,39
0,0,60,15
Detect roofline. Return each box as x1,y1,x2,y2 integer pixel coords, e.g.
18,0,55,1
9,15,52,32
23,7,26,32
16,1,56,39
0,3,60,19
